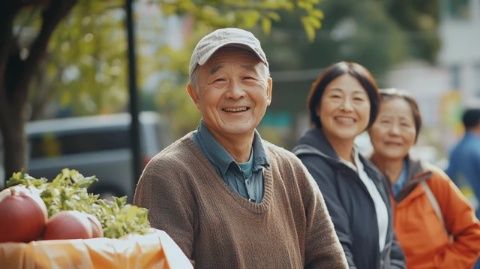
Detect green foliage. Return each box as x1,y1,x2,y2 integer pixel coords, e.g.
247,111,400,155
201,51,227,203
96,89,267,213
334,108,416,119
42,0,128,116
7,169,150,239
386,0,441,63
262,0,409,77
156,0,322,37
251,0,441,139
260,0,440,77
22,0,324,139
13,0,442,148
138,0,325,138
156,83,201,137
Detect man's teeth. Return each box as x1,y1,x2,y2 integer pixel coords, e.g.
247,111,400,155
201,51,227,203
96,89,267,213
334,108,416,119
224,107,248,112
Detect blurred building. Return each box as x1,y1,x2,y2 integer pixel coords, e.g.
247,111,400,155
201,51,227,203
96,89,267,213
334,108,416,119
439,0,480,100
386,0,480,160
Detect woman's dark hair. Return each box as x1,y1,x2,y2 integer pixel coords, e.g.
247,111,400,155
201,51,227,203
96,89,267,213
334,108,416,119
462,108,480,130
307,61,380,129
378,88,422,142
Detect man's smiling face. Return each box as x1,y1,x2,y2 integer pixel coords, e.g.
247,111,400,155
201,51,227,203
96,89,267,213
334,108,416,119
187,46,272,144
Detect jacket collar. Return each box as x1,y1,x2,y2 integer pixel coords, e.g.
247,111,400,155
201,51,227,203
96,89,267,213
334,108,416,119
394,156,432,201
295,128,340,163
295,128,383,181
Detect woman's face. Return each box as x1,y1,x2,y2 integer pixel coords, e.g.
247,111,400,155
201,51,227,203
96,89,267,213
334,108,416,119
368,97,417,161
317,74,371,144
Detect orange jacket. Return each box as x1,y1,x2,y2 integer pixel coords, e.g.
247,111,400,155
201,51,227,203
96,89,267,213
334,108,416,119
391,158,480,269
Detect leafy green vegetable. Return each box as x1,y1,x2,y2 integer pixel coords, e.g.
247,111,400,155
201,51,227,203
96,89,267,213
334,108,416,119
7,169,150,238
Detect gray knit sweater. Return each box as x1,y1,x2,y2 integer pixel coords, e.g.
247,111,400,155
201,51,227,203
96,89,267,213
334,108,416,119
134,132,347,269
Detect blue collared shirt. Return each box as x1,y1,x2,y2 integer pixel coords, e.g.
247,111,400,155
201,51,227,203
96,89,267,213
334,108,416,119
192,122,269,203
392,159,409,197
446,132,480,217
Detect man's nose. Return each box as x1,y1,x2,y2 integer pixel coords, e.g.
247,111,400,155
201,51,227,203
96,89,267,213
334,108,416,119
226,81,245,99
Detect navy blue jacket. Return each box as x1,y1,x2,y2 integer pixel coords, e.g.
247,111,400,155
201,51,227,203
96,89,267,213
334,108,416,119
294,128,405,269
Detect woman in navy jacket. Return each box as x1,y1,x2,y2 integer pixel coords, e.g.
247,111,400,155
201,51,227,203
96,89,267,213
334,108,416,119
294,61,405,269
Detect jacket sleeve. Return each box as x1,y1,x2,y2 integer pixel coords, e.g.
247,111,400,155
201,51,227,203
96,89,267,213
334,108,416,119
428,166,480,269
298,154,358,269
389,227,407,269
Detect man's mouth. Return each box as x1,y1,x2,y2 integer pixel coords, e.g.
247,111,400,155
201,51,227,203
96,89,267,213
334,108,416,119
223,106,249,113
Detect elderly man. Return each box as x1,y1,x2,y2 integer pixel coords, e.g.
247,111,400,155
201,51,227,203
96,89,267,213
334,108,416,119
134,28,347,268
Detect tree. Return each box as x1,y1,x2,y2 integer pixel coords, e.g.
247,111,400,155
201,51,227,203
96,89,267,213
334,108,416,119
0,0,78,185
0,0,324,185
30,1,129,118
246,0,441,147
386,0,441,64
261,0,440,77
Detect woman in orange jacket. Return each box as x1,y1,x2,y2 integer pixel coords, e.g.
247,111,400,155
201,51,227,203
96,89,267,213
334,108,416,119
369,88,480,269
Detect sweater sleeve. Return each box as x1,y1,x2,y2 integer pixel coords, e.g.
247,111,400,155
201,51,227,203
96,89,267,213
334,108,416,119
133,156,196,264
298,155,357,269
428,166,480,269
294,159,348,269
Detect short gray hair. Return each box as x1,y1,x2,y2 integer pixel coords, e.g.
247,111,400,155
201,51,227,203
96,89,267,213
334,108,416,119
189,62,270,89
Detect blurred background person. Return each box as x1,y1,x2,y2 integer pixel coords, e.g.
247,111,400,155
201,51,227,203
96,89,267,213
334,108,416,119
369,88,480,269
293,61,405,269
446,108,480,218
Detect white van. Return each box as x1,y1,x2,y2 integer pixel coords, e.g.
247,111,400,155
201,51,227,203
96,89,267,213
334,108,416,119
24,112,171,199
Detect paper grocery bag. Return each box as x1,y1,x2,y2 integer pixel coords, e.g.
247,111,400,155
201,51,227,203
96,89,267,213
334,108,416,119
0,229,192,269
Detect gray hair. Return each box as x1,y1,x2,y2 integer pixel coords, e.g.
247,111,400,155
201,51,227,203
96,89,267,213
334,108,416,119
189,62,270,89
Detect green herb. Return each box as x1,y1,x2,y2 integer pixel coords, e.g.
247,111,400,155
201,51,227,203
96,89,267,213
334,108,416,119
6,169,150,238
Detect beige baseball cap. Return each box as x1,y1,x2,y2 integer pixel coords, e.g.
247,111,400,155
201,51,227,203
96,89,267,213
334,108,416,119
188,28,269,79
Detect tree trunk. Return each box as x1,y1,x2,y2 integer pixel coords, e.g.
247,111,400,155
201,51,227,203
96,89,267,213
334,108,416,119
0,107,27,182
0,76,28,185
0,0,77,187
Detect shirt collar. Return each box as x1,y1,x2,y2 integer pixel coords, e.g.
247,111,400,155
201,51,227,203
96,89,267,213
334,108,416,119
195,121,269,176
465,132,480,139
339,146,360,171
392,159,409,196
352,147,362,172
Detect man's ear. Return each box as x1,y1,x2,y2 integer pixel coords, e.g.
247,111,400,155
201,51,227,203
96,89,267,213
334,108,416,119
186,83,201,110
266,77,273,106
